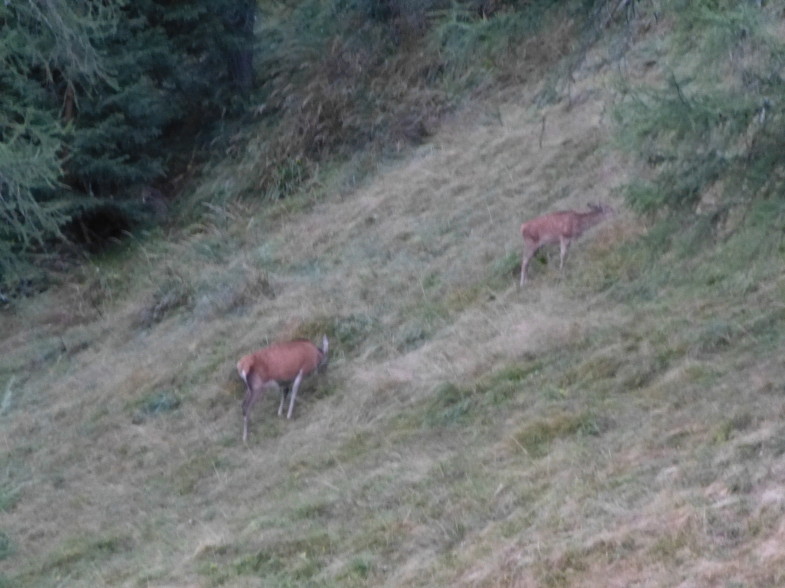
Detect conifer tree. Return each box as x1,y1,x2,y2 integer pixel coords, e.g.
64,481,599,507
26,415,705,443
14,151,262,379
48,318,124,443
1,0,257,289
65,0,257,195
0,1,119,284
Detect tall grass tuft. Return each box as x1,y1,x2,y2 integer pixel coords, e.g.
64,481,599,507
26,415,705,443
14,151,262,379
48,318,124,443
221,0,580,205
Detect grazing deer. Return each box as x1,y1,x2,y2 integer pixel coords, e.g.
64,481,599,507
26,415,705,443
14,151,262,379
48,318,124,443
237,335,329,442
519,203,615,286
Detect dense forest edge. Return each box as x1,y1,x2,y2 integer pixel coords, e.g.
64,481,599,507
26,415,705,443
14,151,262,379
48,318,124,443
2,0,785,586
4,0,782,296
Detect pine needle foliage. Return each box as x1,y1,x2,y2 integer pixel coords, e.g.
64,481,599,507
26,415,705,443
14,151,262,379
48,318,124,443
0,1,118,286
614,0,785,241
1,0,257,290
66,0,256,194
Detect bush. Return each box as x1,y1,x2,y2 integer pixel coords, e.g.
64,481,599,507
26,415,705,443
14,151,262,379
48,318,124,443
246,0,573,200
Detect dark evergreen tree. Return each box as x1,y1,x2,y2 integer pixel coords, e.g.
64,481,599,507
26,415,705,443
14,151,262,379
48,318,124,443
0,1,119,285
1,0,257,290
65,0,258,196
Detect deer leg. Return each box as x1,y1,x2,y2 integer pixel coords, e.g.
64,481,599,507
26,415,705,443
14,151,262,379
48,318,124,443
286,370,304,420
520,252,527,286
277,384,290,417
520,245,537,287
559,238,571,271
242,384,264,443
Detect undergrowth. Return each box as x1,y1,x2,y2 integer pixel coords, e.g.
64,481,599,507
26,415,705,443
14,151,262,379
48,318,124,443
191,0,590,209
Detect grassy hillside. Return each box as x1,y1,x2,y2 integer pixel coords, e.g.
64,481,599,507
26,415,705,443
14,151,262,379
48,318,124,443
2,4,785,587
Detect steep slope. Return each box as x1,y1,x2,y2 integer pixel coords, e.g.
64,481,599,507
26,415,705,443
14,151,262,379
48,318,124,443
2,16,785,588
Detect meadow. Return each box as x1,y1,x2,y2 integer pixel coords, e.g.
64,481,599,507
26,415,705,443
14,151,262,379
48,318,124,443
2,3,785,586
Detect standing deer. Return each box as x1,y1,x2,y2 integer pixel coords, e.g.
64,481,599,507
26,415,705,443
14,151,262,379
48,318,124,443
237,335,328,442
519,203,615,286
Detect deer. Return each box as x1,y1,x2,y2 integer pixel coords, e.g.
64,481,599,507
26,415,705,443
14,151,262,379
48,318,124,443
519,203,615,287
237,335,329,442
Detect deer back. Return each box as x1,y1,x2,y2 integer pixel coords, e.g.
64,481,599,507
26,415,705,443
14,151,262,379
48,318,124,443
238,340,323,385
521,211,575,245
522,205,614,245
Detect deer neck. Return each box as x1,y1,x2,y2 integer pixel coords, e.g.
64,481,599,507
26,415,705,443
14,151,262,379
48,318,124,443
576,210,607,235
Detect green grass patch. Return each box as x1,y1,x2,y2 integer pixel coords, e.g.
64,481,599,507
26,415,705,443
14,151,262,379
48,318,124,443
424,382,475,427
648,526,699,564
693,319,739,355
557,354,621,391
489,250,522,285
193,265,276,318
331,430,385,465
0,484,21,513
712,412,753,444
480,361,544,404
23,534,134,582
230,550,286,578
174,452,227,495
0,531,12,561
133,269,194,328
510,410,604,458
423,359,544,427
294,313,379,356
198,531,335,586
347,554,374,579
130,389,181,424
293,499,334,521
